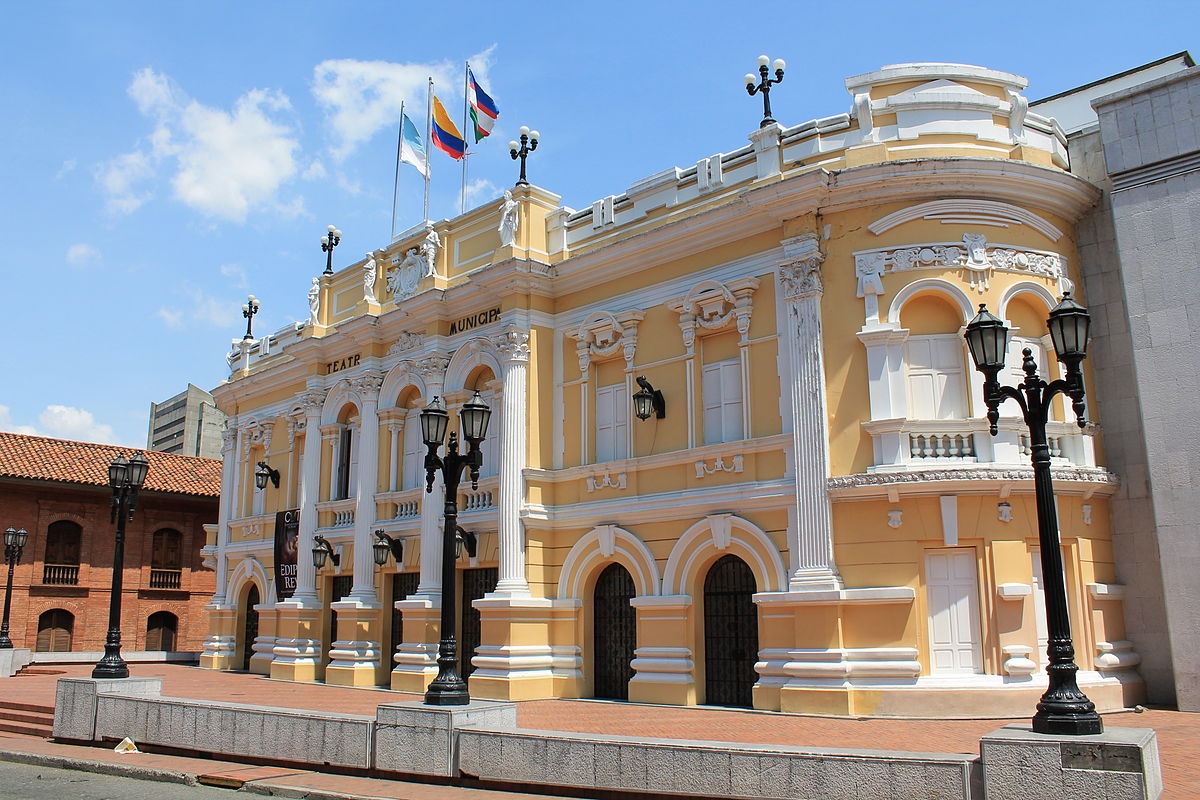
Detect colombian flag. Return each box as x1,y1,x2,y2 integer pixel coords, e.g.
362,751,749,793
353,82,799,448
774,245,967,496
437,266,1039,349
467,69,499,143
431,96,466,160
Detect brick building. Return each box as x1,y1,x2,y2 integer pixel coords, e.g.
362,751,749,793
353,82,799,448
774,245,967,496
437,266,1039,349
0,432,219,653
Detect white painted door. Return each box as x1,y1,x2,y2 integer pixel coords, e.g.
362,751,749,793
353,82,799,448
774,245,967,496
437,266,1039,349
925,548,983,675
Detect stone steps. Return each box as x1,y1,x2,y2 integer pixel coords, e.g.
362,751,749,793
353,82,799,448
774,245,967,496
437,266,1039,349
0,700,54,738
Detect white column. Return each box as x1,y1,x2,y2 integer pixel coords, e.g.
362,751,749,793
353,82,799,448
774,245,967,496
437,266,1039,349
292,390,326,603
779,234,842,591
350,373,384,601
211,421,238,605
492,327,531,598
415,354,449,597
388,421,401,491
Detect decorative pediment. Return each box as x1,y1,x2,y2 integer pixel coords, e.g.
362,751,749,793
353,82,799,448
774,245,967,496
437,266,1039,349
868,200,1062,241
668,278,759,352
569,310,645,371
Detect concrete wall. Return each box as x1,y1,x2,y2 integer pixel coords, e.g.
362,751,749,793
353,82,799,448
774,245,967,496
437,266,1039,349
1084,65,1200,709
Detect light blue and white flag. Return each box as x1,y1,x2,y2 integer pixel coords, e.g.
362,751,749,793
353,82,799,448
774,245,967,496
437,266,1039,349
400,110,428,177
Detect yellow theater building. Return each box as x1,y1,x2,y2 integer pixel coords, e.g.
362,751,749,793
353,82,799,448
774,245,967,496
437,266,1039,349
200,62,1143,717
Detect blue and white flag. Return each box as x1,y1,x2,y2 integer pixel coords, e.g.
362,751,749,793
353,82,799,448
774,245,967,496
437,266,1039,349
400,110,428,176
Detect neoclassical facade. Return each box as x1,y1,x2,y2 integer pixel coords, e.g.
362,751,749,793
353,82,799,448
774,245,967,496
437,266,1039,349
201,62,1143,716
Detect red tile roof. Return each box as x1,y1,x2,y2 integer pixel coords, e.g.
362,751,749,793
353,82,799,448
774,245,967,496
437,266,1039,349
0,432,221,498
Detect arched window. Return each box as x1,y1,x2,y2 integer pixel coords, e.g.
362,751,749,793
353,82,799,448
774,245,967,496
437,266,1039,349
145,611,178,651
1002,297,1052,418
36,609,74,652
44,521,81,585
900,294,968,420
150,529,183,589
402,407,424,491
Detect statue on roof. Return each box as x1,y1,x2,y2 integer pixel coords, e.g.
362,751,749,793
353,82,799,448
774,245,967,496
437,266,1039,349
307,277,321,326
420,223,440,278
498,190,519,247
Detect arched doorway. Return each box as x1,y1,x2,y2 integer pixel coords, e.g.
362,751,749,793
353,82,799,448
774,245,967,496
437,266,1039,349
36,609,74,652
146,611,178,651
703,554,758,708
592,562,636,700
242,585,260,670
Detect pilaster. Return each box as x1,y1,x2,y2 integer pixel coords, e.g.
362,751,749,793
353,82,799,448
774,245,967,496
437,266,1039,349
748,122,783,181
490,327,531,599
415,354,450,598
390,596,441,692
779,234,842,591
324,599,384,687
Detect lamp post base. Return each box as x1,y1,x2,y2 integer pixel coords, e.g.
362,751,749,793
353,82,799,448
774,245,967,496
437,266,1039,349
92,646,129,679
1032,709,1103,736
423,686,470,706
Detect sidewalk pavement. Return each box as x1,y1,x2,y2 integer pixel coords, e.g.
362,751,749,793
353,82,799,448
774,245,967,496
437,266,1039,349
3,663,1196,798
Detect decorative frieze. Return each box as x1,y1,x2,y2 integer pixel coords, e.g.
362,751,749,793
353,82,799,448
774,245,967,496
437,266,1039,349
829,467,1119,490
586,472,627,492
694,455,744,478
387,332,425,355
854,232,1073,294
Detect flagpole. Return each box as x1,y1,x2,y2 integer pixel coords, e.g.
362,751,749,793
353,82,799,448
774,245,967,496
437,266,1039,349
391,100,405,241
460,62,471,215
424,77,433,222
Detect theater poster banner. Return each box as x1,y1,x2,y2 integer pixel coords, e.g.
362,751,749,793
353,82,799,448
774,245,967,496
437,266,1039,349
274,509,299,602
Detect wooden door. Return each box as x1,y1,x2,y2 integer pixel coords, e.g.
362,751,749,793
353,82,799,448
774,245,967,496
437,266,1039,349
703,555,759,708
592,563,636,700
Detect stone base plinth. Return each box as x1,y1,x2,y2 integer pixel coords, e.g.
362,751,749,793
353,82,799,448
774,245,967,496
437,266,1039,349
52,677,163,741
375,701,516,776
0,648,32,678
981,724,1161,800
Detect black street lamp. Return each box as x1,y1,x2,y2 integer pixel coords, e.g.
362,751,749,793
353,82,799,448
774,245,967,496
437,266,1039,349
93,453,150,679
964,293,1101,736
0,526,29,649
254,462,280,490
744,54,786,128
508,126,540,186
373,530,403,567
241,295,260,341
321,224,343,275
632,376,666,421
420,391,491,705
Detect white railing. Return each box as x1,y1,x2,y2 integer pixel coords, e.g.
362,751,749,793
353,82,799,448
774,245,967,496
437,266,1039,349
864,418,1094,472
316,498,356,528
459,476,499,514
376,488,423,520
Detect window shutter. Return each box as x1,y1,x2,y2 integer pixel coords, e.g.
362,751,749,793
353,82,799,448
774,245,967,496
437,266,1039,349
595,383,628,463
703,359,743,445
402,410,423,490
905,335,967,420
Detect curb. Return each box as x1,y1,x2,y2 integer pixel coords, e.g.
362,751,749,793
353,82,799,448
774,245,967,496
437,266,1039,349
0,747,197,786
242,780,391,800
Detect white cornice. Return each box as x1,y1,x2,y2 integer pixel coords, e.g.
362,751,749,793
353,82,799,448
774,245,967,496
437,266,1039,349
827,466,1119,500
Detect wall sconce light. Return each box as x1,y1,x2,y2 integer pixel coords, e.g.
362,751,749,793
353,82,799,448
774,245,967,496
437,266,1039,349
373,530,403,566
632,376,666,421
455,526,478,560
312,535,340,569
254,461,281,490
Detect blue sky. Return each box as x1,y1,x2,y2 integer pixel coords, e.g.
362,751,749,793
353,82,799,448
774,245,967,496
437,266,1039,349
0,1,1194,449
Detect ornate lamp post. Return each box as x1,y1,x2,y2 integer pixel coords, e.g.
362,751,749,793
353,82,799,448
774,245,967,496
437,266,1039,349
0,526,29,648
93,453,150,679
321,224,343,275
419,391,491,705
508,127,540,187
241,295,260,341
744,54,786,127
964,293,1102,736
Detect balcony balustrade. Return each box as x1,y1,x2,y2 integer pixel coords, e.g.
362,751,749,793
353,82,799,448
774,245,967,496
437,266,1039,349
43,564,79,585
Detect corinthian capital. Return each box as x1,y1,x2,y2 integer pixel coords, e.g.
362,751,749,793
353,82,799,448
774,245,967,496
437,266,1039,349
416,354,451,379
779,233,825,300
346,370,385,398
296,389,326,414
493,327,531,363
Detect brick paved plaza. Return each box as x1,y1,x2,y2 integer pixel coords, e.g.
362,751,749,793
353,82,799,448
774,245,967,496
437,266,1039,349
0,664,1194,798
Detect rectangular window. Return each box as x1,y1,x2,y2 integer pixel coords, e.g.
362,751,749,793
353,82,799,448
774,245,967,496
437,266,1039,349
595,382,629,463
905,335,967,419
402,411,424,491
1001,336,1049,417
702,359,744,445
335,427,353,499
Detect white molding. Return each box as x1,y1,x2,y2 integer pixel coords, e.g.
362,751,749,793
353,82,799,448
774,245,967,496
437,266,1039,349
867,199,1063,241
997,583,1032,599
828,466,1119,500
661,514,787,595
1087,583,1126,600
753,587,916,606
557,525,661,599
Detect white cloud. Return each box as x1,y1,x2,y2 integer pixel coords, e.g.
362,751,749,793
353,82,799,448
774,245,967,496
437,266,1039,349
302,159,327,180
219,262,248,288
156,285,241,331
463,178,499,210
66,243,102,267
97,68,300,223
0,404,125,445
95,149,155,215
55,159,77,180
0,406,39,436
312,58,458,160
38,405,122,445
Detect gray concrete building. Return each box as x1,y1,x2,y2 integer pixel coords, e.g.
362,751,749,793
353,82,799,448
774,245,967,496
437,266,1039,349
1035,52,1200,710
147,383,226,459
